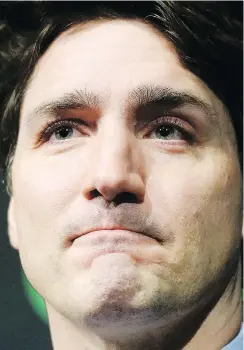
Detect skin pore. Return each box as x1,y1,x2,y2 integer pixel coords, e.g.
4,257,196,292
8,19,242,349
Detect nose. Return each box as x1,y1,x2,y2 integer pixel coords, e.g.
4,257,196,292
82,127,146,204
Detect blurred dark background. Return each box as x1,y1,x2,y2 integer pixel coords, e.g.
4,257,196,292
0,172,52,350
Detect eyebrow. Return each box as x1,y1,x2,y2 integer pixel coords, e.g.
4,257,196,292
127,85,217,123
25,89,101,123
25,85,217,125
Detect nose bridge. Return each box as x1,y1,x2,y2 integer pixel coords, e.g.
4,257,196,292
98,120,134,174
82,114,145,202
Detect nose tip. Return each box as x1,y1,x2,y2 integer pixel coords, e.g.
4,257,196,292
84,173,145,204
95,175,145,203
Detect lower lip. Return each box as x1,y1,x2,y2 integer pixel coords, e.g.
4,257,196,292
69,230,163,267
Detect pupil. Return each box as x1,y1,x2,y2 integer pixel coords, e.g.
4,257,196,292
56,127,72,139
157,125,173,138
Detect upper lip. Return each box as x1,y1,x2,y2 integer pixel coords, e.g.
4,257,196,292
70,225,142,242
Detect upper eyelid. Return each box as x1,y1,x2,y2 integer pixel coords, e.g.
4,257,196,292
43,118,88,131
40,115,193,139
42,115,189,129
33,115,197,149
36,118,87,143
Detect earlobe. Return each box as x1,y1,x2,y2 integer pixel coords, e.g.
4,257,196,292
8,197,19,250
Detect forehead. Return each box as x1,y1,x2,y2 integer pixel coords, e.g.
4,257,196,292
21,19,219,118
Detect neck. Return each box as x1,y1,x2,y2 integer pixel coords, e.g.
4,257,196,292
46,262,242,350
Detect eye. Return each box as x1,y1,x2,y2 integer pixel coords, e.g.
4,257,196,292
146,116,195,143
50,125,79,142
152,124,183,140
37,119,88,144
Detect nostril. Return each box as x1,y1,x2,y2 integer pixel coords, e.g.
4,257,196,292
87,189,141,205
89,189,100,200
113,192,139,205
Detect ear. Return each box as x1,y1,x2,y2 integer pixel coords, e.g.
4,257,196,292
8,197,19,250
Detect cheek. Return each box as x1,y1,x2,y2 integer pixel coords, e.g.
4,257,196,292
13,151,86,207
149,154,241,254
11,155,76,291
11,155,80,256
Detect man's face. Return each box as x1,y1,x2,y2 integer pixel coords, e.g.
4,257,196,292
9,20,242,334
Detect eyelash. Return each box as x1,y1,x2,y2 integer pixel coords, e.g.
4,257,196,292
37,116,195,144
145,116,195,142
37,118,87,143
